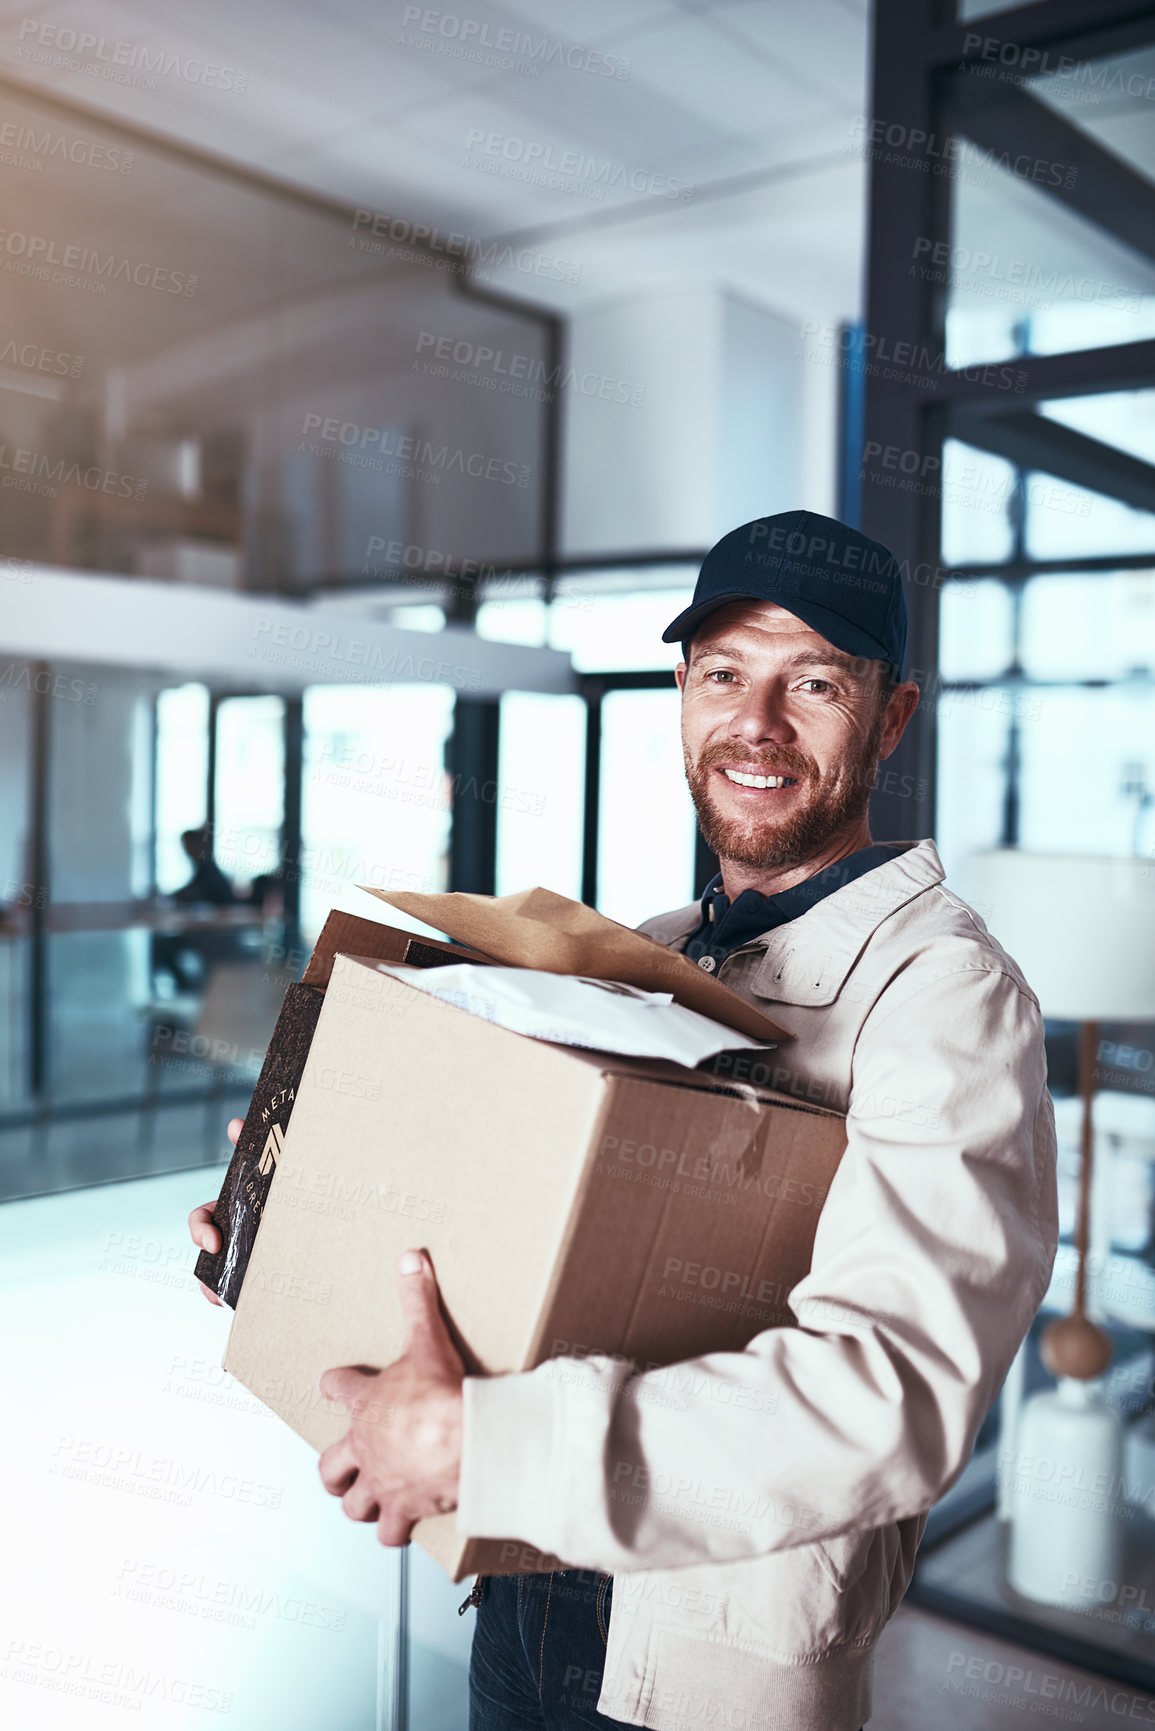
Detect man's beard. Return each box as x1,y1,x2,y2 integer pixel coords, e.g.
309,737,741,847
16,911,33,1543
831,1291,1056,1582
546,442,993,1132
684,719,884,871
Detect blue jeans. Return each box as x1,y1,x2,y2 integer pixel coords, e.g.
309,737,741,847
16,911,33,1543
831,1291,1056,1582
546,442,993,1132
469,1571,629,1729
468,1570,867,1730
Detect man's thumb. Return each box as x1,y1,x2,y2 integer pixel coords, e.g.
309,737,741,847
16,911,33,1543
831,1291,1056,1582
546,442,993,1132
397,1250,443,1349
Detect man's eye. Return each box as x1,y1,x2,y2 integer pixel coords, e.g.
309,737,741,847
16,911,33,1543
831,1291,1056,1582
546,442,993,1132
704,669,736,683
798,678,833,693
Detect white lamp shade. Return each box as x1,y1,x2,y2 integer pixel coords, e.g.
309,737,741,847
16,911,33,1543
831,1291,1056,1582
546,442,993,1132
967,850,1155,1022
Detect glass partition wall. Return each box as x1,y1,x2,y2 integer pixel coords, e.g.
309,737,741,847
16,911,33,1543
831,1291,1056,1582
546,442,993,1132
862,0,1155,1688
0,74,559,1201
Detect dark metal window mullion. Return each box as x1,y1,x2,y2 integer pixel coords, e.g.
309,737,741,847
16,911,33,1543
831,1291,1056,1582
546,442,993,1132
28,660,51,1103
281,697,303,958
581,681,603,909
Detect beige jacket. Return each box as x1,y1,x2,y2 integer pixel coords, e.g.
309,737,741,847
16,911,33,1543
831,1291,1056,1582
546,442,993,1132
458,839,1058,1730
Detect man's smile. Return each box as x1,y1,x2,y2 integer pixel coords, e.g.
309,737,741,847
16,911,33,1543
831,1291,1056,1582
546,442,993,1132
718,767,801,792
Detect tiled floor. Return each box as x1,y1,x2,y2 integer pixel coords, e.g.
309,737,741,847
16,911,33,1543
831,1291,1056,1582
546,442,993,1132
5,1166,1152,1730
873,1603,1155,1729
0,1166,471,1731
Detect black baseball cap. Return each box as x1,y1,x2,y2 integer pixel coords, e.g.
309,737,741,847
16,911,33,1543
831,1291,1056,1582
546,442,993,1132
663,509,907,677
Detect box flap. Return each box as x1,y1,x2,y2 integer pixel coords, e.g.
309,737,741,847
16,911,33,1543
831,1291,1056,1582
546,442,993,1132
301,908,491,988
360,884,789,1044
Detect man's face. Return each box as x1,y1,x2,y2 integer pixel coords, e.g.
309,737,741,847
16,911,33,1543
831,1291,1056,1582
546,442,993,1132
677,601,902,872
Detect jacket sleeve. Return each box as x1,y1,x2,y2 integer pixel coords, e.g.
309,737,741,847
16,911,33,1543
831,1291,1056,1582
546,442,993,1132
456,964,1059,1572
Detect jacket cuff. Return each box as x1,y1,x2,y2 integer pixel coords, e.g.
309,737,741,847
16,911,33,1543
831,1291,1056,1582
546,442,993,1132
457,1371,560,1542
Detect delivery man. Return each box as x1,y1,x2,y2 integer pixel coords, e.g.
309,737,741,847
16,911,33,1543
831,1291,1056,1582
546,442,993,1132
191,509,1059,1731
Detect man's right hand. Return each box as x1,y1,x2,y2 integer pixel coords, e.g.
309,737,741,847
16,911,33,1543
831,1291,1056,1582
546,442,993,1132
188,1116,244,1307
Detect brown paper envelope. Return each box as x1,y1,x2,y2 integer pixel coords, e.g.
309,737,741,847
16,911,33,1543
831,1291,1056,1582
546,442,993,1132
358,884,789,1044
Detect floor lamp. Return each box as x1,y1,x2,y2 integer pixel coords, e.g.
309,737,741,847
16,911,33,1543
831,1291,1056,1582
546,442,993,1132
968,850,1155,1609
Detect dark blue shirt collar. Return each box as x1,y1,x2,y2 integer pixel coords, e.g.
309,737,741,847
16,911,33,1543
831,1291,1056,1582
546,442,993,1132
684,843,906,965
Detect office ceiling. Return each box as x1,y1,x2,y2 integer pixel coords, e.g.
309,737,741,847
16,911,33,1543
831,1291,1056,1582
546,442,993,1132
0,0,871,324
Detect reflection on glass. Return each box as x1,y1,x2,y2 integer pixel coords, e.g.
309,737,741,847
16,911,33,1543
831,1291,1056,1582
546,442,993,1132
300,685,453,944
155,683,209,893
1025,471,1155,559
934,703,1011,888
476,596,548,646
957,0,1047,17
1018,686,1155,854
945,126,1155,364
213,697,286,893
596,689,695,928
548,581,693,672
48,930,152,1103
496,693,585,900
0,941,29,1113
939,579,1015,680
0,82,550,594
940,439,1017,566
1020,571,1155,680
1025,43,1155,191
1039,388,1155,466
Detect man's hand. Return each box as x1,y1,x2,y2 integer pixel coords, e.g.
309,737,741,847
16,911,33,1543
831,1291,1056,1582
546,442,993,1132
318,1250,465,1547
187,1117,244,1306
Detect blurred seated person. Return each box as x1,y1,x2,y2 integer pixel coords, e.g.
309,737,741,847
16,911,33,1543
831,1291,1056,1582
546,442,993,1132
152,826,240,995
171,826,237,906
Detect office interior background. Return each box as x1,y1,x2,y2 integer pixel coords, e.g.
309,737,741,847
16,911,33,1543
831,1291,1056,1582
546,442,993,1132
2,0,1154,1725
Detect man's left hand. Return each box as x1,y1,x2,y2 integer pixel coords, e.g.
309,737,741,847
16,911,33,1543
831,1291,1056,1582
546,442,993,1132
318,1249,465,1546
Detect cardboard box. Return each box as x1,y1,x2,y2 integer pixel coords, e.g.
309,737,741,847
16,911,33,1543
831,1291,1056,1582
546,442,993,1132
196,912,488,1306
224,953,846,1581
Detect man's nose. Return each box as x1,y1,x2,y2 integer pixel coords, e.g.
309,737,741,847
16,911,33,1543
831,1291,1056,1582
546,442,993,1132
727,685,795,746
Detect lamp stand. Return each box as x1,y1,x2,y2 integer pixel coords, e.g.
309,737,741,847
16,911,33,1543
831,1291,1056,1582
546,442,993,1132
1007,1019,1125,1606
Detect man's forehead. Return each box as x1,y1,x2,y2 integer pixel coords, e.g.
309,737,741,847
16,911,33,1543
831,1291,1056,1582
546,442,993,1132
692,600,836,651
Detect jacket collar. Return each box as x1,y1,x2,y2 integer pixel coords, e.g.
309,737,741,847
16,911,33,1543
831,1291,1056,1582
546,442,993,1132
645,839,945,1008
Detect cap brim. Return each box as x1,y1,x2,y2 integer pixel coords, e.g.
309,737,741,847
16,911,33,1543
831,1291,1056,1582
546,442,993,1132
663,594,898,670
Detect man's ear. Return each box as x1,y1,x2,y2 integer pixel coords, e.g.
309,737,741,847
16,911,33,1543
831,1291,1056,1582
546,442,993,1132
878,681,921,760
675,661,688,692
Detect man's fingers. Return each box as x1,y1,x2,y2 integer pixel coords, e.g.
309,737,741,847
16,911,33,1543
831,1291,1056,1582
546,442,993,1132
188,1202,221,1255
320,1364,380,1418
342,1477,381,1524
318,1433,360,1496
226,1117,243,1147
376,1499,416,1549
396,1250,462,1370
196,1279,224,1308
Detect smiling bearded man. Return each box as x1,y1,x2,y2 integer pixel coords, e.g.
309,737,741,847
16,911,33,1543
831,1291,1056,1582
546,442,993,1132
681,607,891,874
286,509,1058,1731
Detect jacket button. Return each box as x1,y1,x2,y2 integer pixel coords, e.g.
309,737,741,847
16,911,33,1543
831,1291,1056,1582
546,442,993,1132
697,955,717,972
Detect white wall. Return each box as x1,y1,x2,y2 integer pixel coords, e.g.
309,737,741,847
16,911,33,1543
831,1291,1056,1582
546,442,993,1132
561,286,834,559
